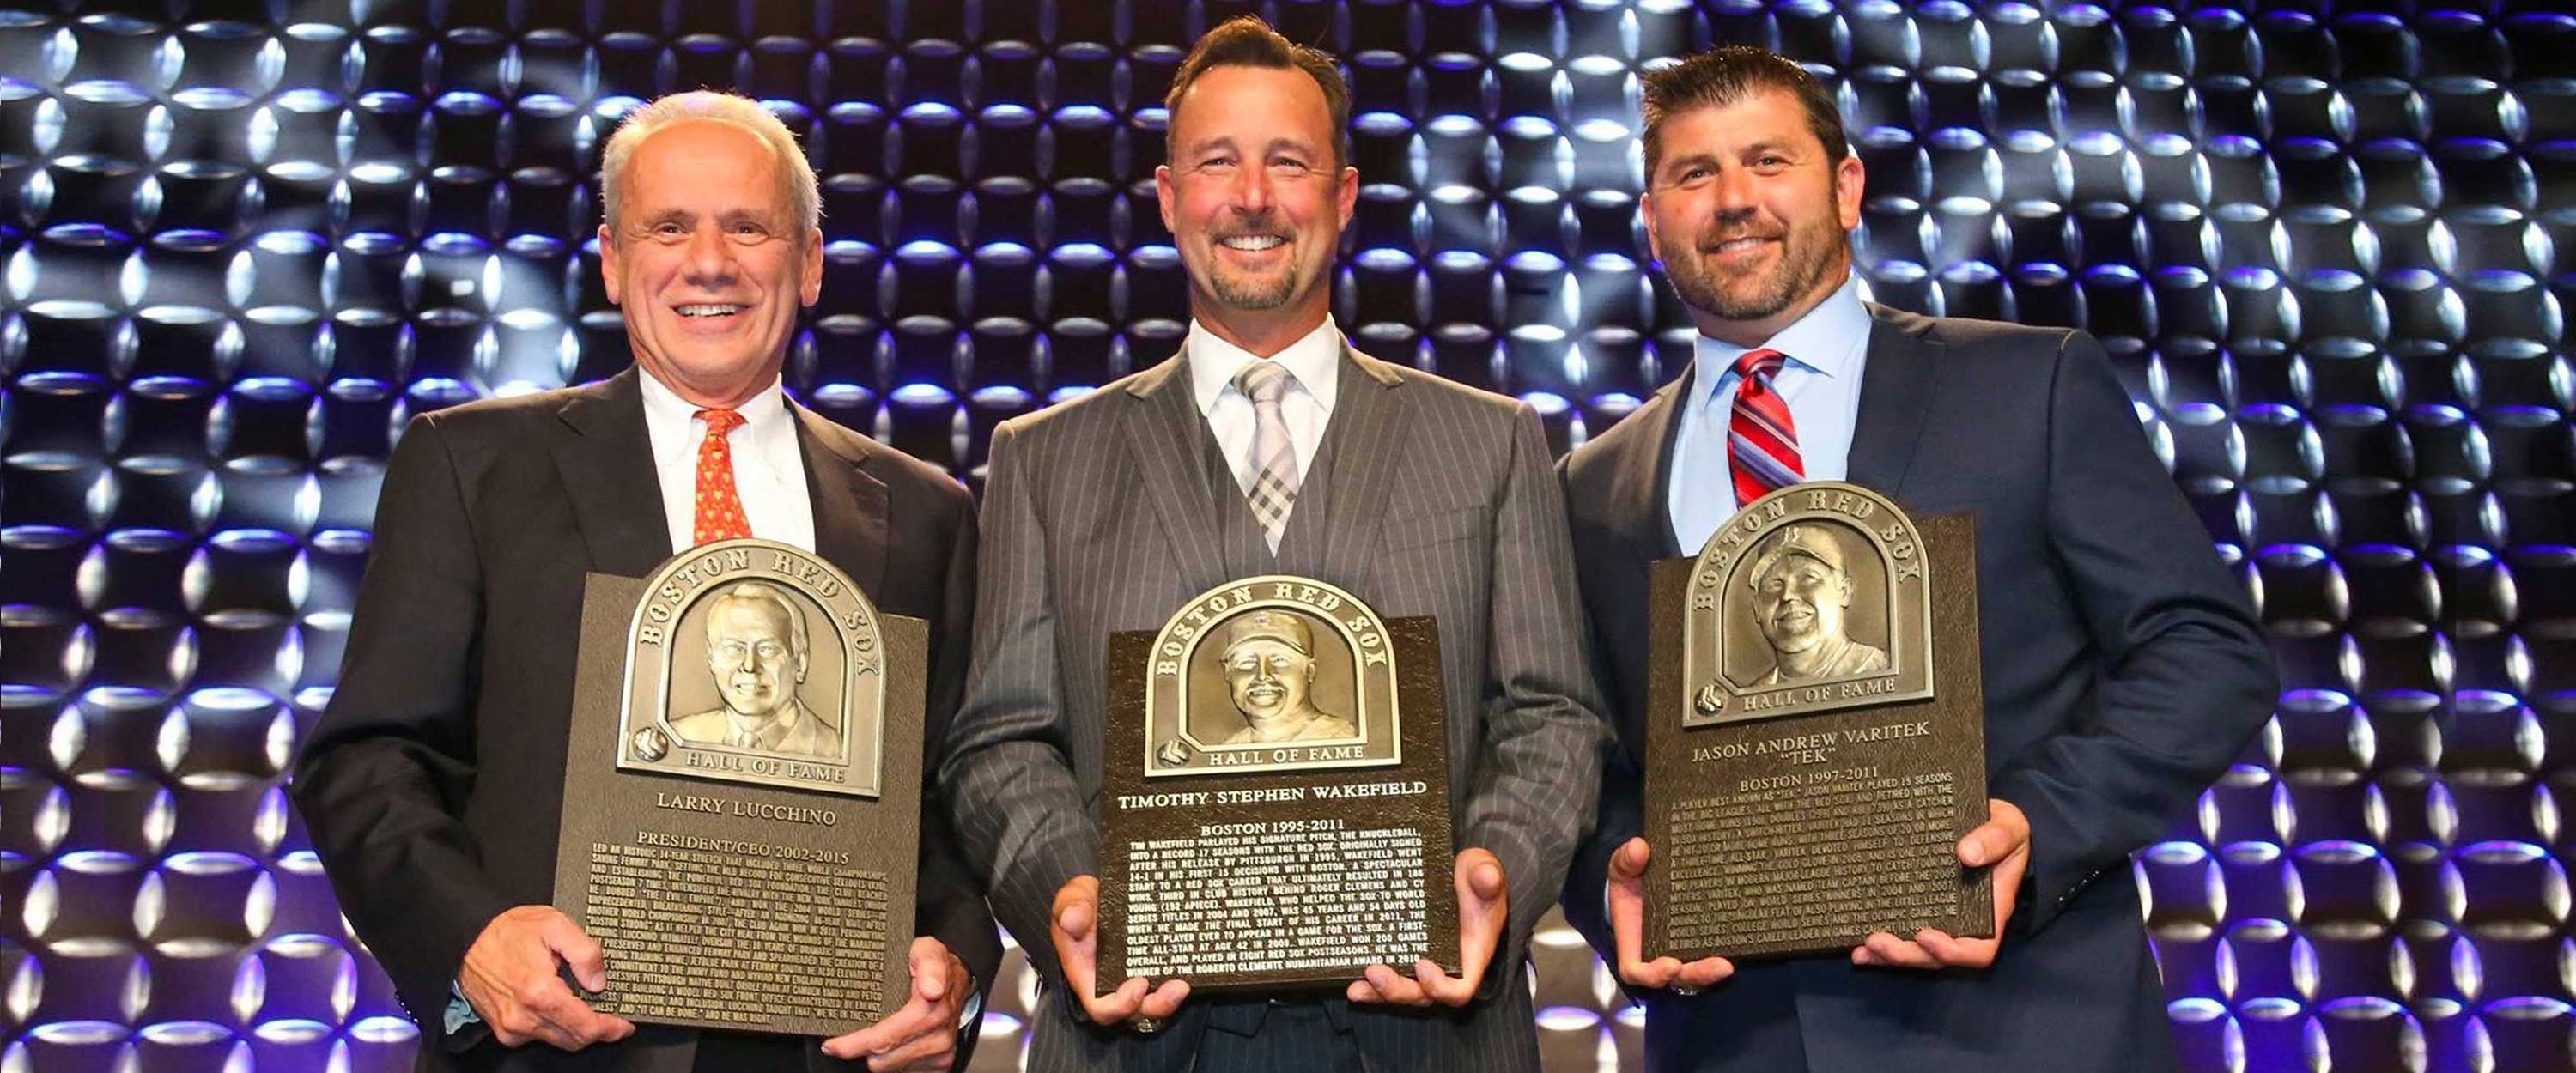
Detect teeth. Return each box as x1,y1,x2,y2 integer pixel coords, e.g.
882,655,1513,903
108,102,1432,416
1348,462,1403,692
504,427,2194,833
1716,238,1765,252
677,305,745,318
1221,235,1286,251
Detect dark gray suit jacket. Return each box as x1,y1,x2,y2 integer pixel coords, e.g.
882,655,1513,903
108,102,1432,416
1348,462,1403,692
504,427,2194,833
941,345,1608,1072
291,369,1002,1072
1558,306,2278,1073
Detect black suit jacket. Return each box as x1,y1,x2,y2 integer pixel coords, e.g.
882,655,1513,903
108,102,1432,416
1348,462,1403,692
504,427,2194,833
1558,306,2278,1072
290,368,1002,1072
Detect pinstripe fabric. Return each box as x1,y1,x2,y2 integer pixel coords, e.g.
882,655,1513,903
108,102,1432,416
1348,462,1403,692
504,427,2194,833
941,345,1607,1073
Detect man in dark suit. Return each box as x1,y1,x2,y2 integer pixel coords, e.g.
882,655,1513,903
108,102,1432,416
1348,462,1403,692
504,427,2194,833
291,91,999,1073
1557,47,2279,1072
939,17,1606,1073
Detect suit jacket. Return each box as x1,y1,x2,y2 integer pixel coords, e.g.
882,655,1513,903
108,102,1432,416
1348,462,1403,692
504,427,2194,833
940,345,1608,1072
290,368,1003,1073
1558,306,2278,1073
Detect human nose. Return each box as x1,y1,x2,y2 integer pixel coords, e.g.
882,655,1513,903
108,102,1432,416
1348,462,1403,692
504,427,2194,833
683,224,738,285
1709,166,1759,218
1230,162,1274,214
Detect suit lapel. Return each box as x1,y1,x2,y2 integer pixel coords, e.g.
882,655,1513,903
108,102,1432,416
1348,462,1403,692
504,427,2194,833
1122,357,1230,590
1315,346,1409,573
550,368,675,578
793,402,890,601
1844,303,1943,496
1630,367,1694,560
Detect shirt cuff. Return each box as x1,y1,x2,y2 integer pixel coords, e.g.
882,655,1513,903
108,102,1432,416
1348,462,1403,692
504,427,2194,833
446,980,482,1032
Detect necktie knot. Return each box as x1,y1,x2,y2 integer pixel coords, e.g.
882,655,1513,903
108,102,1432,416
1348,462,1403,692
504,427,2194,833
1732,348,1789,385
1233,360,1293,406
697,407,746,437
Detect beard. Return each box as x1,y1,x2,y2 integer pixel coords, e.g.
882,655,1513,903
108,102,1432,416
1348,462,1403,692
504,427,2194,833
1207,261,1299,309
1662,207,1846,323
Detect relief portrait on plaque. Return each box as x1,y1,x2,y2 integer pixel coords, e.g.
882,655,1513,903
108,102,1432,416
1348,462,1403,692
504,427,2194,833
618,539,886,797
1683,482,1935,728
1145,575,1401,778
1739,524,1892,688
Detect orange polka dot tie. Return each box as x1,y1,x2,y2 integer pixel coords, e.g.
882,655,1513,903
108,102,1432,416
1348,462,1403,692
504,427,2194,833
692,408,752,546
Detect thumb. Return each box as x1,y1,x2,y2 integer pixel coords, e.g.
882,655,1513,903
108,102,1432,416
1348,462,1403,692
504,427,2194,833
1463,851,1506,904
1609,838,1650,882
544,914,609,992
1055,876,1099,939
1958,821,2014,868
909,937,949,1003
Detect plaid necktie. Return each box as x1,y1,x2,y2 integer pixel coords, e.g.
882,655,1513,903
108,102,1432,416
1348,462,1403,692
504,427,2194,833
1233,360,1300,552
1728,348,1804,506
692,408,752,545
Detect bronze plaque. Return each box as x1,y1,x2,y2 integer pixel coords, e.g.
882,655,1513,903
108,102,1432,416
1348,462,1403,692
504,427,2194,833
1098,575,1458,993
554,539,922,1036
1646,483,1993,961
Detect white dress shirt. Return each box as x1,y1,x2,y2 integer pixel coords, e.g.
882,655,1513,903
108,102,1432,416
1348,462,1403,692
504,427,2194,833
1666,274,1875,555
637,371,816,555
1186,315,1343,494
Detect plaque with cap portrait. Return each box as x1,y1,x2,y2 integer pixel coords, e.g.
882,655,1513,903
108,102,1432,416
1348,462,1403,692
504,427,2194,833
1142,576,1402,779
616,537,884,797
1680,482,1935,728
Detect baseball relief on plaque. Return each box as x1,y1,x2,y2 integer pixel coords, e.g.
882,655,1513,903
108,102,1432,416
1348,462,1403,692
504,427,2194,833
619,542,884,797
1145,579,1400,778
1682,485,1932,727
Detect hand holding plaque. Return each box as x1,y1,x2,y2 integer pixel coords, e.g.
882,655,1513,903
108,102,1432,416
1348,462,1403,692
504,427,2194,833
1347,848,1507,1007
1602,838,1735,992
1050,876,1193,1028
457,905,636,1051
1853,798,2030,969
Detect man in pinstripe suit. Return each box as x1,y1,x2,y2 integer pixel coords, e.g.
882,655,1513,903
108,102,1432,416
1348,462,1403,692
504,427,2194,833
940,17,1607,1072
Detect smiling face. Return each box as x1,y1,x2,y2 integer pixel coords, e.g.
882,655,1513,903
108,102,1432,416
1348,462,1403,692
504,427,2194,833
1750,551,1853,657
1223,636,1315,723
1642,88,1865,346
704,597,806,719
599,120,823,408
1157,64,1358,340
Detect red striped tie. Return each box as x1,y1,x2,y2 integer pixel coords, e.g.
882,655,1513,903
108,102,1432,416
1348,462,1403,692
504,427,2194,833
1728,348,1804,506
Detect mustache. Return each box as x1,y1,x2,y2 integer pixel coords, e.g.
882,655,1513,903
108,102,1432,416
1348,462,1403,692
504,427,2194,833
1210,214,1291,239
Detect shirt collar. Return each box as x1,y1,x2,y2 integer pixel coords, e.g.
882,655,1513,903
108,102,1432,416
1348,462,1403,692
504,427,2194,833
637,368,794,461
1185,315,1344,416
1692,272,1872,398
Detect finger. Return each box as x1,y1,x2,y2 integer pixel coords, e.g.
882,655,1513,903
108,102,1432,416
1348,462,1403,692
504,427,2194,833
1608,837,1650,882
1453,850,1507,993
908,937,950,1003
1462,850,1507,904
1915,929,1999,968
1677,957,1735,989
529,987,633,1048
1080,978,1147,1027
1136,978,1190,1021
1956,821,2019,869
538,914,610,993
1622,954,1680,990
829,995,938,1059
1358,963,1429,1007
866,1028,959,1073
1346,977,1384,1003
1413,959,1477,1007
1860,931,1942,970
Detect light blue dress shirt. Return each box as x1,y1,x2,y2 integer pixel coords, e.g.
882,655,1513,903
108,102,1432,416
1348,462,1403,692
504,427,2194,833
1667,274,1876,555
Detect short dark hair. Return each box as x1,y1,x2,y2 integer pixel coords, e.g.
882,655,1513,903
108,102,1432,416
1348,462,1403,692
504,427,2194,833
1640,46,1849,182
1164,15,1351,168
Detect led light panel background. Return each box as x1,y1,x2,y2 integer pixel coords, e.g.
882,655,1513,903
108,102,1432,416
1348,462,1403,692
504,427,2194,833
0,1,2565,1070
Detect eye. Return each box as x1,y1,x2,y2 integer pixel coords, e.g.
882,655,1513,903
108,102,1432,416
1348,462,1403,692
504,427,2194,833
1200,155,1237,173
651,221,685,238
1271,157,1311,178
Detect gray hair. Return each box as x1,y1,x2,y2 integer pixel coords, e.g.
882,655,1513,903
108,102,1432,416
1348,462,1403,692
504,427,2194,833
598,91,820,236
